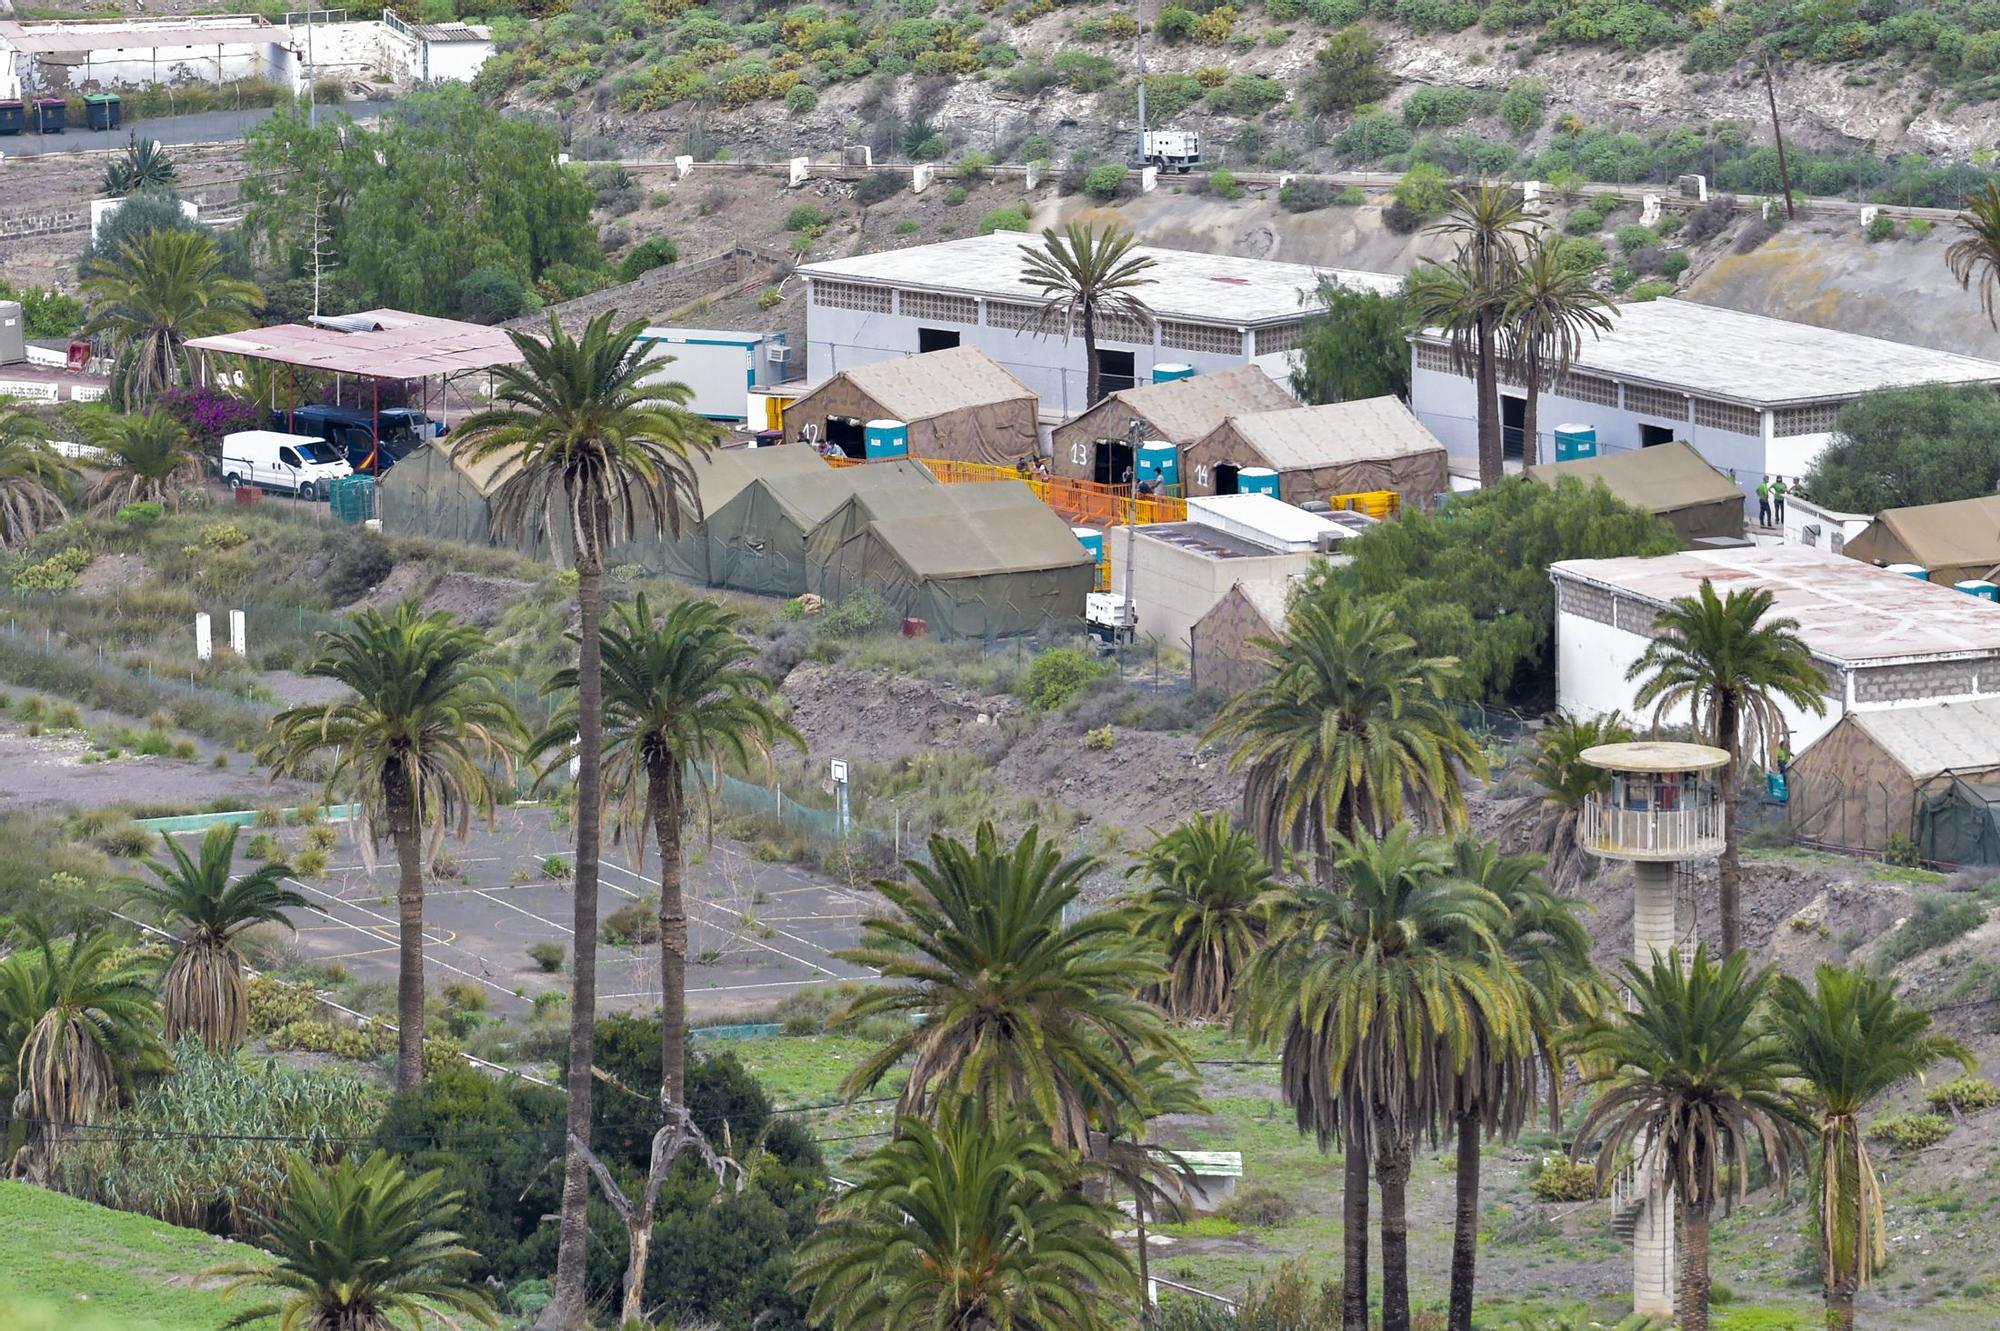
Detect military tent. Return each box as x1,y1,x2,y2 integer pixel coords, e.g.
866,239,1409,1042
1790,698,2000,858
1844,494,2000,586
1184,397,1449,508
1049,366,1297,485
780,346,1039,466
1524,442,1745,543
379,440,830,582
1190,578,1292,697
812,480,1095,638
704,459,938,596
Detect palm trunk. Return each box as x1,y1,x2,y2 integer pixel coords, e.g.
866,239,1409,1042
1475,314,1502,487
1082,305,1101,409
1134,1181,1152,1324
1679,1197,1714,1331
648,752,688,1105
388,770,425,1093
1342,1117,1370,1331
544,530,609,1328
1447,1112,1481,1331
1719,696,1741,956
1825,1271,1856,1331
1375,1107,1414,1331
1520,353,1541,469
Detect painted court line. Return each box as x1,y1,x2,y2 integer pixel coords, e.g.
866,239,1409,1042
599,859,844,978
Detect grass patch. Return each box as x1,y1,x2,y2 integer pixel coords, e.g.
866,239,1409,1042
0,1180,269,1331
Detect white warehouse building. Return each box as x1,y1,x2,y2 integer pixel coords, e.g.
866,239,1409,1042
1412,299,2000,502
1551,545,2000,755
795,232,1400,419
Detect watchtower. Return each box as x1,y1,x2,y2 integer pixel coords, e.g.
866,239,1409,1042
1579,739,1731,1320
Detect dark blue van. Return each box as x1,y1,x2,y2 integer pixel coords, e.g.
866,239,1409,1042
277,405,442,474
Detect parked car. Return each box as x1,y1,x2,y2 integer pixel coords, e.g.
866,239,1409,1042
276,404,440,474
221,430,352,500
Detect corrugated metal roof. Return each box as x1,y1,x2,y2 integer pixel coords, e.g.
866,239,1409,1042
835,346,1035,421
1221,396,1446,471
187,309,525,380
1847,698,2000,779
1105,366,1296,443
1552,544,2000,666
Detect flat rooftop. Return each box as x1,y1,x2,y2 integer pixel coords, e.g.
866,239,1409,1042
1137,521,1290,559
1419,298,2000,409
798,232,1402,328
1552,544,2000,667
0,16,278,53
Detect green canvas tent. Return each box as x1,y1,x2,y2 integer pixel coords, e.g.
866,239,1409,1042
812,479,1095,638
704,459,938,596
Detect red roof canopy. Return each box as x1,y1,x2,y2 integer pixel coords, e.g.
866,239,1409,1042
186,310,526,380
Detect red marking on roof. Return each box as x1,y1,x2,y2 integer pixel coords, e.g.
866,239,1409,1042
1209,277,1249,285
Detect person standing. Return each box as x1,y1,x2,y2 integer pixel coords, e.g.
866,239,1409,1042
1774,476,1788,523
1756,476,1773,527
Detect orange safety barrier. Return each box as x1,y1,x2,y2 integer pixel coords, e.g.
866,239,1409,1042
815,453,1189,525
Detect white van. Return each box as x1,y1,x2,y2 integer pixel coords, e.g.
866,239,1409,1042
221,430,352,500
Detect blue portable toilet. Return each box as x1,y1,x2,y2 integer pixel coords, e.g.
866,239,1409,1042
1152,363,1194,384
1958,580,2000,601
1238,466,1280,498
1887,563,1928,580
1553,423,1597,462
864,419,909,461
1137,440,1178,489
1072,527,1104,563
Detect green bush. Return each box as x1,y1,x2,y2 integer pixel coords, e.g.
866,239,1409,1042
855,171,903,205
1083,163,1128,201
818,588,895,638
1499,77,1546,135
1392,162,1452,219
1564,208,1605,236
1052,51,1119,91
1661,249,1691,278
784,82,817,113
1308,25,1387,113
784,204,831,232
246,974,317,1032
1924,1077,2000,1113
1879,893,1985,966
978,207,1031,234
527,940,565,972
1628,280,1676,302
1208,168,1245,199
1558,236,1608,273
115,502,164,526
1155,4,1197,40
1401,85,1475,127
603,899,659,946
955,150,994,179
1528,1156,1604,1201
1870,1113,1952,1150
268,1018,395,1060
1021,647,1112,711
1615,222,1657,253
12,548,91,594
1867,212,1897,242
245,832,281,862
1207,73,1286,117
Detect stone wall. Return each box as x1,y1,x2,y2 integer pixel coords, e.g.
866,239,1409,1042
0,204,88,240
1851,658,1997,705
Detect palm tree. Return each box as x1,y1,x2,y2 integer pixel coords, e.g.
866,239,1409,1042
790,1106,1137,1331
1503,235,1616,466
1206,596,1485,877
1572,947,1807,1331
529,592,799,1104
832,821,1187,1151
208,1150,499,1331
261,603,520,1092
0,919,165,1174
1627,580,1828,954
1021,222,1159,407
121,825,306,1053
449,310,711,1323
1440,837,1603,1331
1946,181,2000,329
1410,186,1531,486
1769,965,1973,1331
82,410,205,512
0,404,76,548
81,227,261,409
1121,811,1290,1023
1238,824,1522,1331
1503,710,1638,892
101,136,178,197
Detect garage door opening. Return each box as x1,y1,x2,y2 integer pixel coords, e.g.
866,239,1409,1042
1213,462,1240,495
1093,438,1134,486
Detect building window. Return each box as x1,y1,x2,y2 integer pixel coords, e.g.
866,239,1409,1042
987,299,1054,332
1163,320,1246,355
1251,323,1303,356
1554,370,1619,407
918,327,960,353
813,280,891,313
1092,310,1153,345
1772,401,1847,436
1624,384,1688,420
1693,396,1760,435
897,290,978,324
1414,341,1458,374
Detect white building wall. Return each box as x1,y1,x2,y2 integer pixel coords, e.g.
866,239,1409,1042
807,302,1254,420
419,38,493,82
1409,364,1838,506
1555,607,1846,752
291,20,396,87
1782,495,1872,554
1128,532,1313,652
33,40,291,90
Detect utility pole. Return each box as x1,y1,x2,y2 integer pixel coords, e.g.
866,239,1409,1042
1134,0,1146,163
1762,53,1795,220
1120,419,1142,664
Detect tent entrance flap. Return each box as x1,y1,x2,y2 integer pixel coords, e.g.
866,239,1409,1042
1919,774,2000,867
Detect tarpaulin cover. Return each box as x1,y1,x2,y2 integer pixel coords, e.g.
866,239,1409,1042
1186,396,1449,508
1525,441,1745,544
1844,493,2000,586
